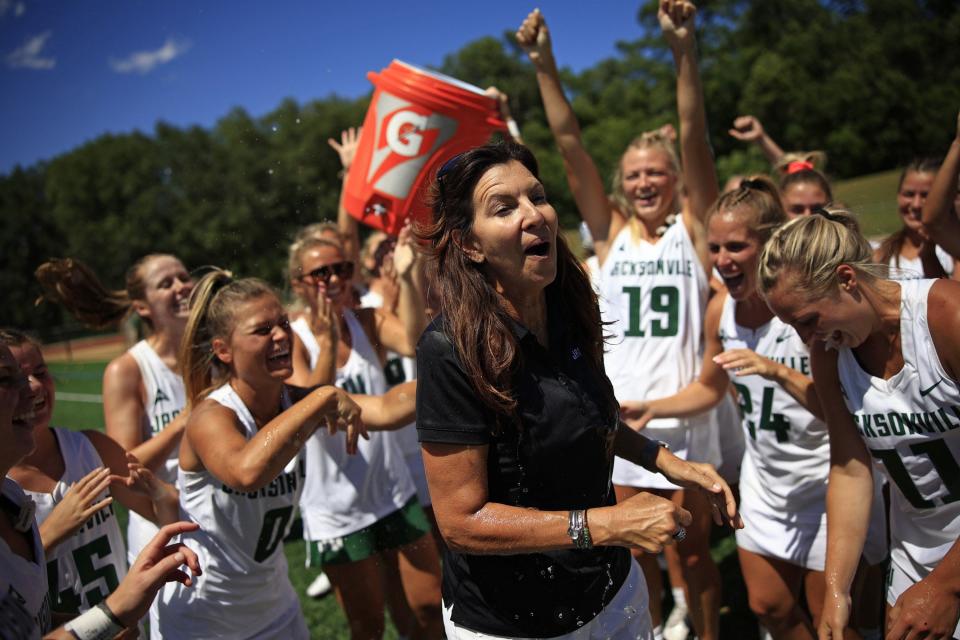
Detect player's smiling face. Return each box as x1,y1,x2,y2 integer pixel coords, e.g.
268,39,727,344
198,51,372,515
297,244,354,311
9,342,54,432
764,267,874,350
213,293,293,383
0,345,36,467
620,147,677,226
708,208,761,301
138,256,194,329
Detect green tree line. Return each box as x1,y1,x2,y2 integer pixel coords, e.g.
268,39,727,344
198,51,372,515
3,0,958,336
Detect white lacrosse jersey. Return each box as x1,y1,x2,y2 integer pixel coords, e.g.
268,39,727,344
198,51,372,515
0,478,51,640
601,220,718,488
126,340,185,562
25,429,127,615
298,309,415,540
837,279,960,593
156,383,308,640
886,247,955,281
718,294,830,518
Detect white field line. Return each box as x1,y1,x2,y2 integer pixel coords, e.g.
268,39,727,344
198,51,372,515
56,392,103,404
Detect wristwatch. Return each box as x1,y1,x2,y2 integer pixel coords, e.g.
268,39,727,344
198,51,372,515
640,439,670,471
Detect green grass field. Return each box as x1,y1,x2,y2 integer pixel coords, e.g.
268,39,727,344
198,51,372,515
832,168,903,238
49,360,759,639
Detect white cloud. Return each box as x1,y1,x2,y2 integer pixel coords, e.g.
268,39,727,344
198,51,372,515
0,0,26,18
109,37,191,75
6,30,55,70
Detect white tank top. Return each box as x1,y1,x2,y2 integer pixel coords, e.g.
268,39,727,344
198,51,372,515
718,295,830,518
299,309,415,540
126,340,185,563
24,429,128,614
0,478,51,639
886,246,955,281
127,340,185,484
836,279,960,582
157,383,307,640
598,220,709,427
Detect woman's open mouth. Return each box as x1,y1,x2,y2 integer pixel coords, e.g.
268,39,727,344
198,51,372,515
12,408,35,430
524,240,550,258
722,273,745,290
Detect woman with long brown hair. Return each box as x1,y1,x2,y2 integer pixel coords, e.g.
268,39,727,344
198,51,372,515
516,3,726,636
36,255,193,570
415,140,740,639
874,158,959,280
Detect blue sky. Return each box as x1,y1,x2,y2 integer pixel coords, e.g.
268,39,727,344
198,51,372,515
0,1,644,175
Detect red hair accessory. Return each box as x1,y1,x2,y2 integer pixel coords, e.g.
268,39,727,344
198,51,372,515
786,160,815,174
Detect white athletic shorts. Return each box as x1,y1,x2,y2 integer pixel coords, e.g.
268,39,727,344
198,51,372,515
736,500,887,572
441,560,652,639
736,507,829,571
612,413,721,490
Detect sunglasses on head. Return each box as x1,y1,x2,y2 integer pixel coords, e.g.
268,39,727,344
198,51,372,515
301,261,354,284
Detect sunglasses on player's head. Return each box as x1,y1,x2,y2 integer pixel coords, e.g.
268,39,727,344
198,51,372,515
300,261,355,284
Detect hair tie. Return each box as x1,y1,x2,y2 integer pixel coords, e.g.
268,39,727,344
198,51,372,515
739,178,762,191
786,160,815,174
812,206,839,221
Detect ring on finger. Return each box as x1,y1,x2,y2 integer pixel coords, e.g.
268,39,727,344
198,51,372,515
673,527,687,543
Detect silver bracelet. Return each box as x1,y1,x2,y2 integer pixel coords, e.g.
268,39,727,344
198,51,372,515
567,509,593,549
64,601,125,640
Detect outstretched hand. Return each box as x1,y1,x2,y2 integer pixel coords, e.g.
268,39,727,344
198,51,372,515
328,126,362,173
886,575,960,640
714,348,781,380
620,401,655,431
729,115,765,143
658,0,697,50
111,453,176,502
104,521,202,628
322,387,367,455
40,466,113,551
393,221,418,280
655,449,743,529
515,9,553,66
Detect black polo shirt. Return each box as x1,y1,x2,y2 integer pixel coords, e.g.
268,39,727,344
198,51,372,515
416,303,632,638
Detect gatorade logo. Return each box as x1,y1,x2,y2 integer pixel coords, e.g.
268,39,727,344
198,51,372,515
367,92,458,199
385,110,429,157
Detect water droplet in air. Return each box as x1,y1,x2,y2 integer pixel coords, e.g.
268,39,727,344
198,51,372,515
268,169,274,175
271,124,278,132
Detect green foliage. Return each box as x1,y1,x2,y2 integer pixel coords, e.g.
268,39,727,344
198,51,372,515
3,0,959,334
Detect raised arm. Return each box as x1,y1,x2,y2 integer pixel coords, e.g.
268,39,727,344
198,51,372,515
287,293,338,387
330,127,362,267
485,86,523,145
390,221,428,351
809,345,876,640
102,354,184,472
662,0,717,270
922,110,960,260
729,115,786,167
184,386,363,492
516,9,620,260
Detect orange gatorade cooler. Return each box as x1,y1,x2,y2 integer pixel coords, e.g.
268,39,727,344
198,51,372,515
344,60,507,235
